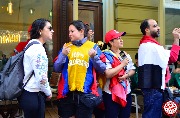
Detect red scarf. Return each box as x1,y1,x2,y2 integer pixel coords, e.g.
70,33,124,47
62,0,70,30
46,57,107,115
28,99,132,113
110,56,127,107
139,35,160,45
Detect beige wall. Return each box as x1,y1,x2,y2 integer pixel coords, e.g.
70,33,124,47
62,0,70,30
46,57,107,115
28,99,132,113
114,0,158,62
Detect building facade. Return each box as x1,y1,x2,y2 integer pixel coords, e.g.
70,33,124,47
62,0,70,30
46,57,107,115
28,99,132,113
0,0,179,71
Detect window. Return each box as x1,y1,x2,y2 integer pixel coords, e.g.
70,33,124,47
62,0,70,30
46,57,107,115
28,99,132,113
165,0,180,45
0,0,53,72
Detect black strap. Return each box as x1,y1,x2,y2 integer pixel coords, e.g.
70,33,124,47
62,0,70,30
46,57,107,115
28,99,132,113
22,41,40,88
22,71,34,88
23,41,40,52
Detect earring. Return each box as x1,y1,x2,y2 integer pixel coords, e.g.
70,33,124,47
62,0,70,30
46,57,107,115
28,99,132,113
40,32,41,35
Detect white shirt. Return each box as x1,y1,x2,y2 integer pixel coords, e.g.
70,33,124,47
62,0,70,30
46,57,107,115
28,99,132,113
23,39,51,96
138,42,170,89
103,53,135,94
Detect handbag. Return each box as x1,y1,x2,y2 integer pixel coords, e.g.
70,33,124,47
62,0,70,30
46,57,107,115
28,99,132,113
163,87,174,102
162,87,175,117
80,87,103,108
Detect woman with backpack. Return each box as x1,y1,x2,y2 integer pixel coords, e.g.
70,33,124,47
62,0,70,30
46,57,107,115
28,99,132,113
18,18,54,118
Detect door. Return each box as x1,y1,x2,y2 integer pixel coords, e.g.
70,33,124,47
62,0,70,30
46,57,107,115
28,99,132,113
69,1,103,43
53,0,103,58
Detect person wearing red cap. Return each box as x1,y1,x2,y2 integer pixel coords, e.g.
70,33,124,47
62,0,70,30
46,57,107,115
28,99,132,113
14,25,32,54
98,29,135,118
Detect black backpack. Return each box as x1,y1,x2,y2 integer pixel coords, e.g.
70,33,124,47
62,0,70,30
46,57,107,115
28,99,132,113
0,41,39,100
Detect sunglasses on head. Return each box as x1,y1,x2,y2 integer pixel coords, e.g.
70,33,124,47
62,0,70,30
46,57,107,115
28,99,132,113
48,26,53,31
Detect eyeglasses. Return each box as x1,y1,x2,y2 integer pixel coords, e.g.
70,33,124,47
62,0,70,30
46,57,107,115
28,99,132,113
48,26,53,31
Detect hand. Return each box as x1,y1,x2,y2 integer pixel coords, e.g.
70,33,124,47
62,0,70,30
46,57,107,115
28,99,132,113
121,57,129,67
40,79,47,85
172,28,180,40
88,46,98,58
173,68,180,73
118,75,126,82
46,94,52,100
62,43,72,55
118,73,129,82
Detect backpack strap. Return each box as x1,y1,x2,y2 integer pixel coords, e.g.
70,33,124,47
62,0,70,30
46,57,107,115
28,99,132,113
22,41,40,88
23,41,40,52
22,71,34,88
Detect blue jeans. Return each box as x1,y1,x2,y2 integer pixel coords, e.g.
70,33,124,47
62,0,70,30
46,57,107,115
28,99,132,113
142,89,163,118
174,97,180,117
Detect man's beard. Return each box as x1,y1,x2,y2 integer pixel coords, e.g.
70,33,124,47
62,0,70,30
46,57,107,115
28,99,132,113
150,30,160,38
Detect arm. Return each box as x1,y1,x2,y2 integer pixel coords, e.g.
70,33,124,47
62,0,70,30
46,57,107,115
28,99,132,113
169,28,180,63
119,54,135,81
169,45,180,64
89,45,128,76
54,52,67,72
118,69,135,82
91,55,106,73
31,50,52,97
54,43,72,72
105,61,127,79
89,45,106,73
103,53,129,79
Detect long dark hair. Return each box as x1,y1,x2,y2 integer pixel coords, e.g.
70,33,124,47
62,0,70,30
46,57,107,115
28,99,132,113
70,20,89,38
30,18,50,39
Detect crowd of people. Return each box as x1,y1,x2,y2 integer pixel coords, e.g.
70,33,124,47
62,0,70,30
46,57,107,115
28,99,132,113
53,19,180,118
11,18,180,118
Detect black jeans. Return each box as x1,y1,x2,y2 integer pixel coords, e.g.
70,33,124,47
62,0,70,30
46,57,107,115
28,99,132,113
103,92,132,118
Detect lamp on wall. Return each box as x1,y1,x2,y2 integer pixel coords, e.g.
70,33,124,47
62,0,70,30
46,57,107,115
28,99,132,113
29,8,35,15
7,1,13,15
49,10,52,17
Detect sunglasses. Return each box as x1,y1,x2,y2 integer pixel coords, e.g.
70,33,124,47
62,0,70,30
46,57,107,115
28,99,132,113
48,26,53,31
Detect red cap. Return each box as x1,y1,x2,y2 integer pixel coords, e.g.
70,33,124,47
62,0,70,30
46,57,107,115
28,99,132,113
28,25,32,33
105,30,126,43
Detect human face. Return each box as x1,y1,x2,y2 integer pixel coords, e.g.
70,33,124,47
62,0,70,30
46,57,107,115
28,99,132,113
177,61,180,65
146,19,160,38
69,25,84,41
110,36,123,48
88,30,94,37
41,22,54,41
